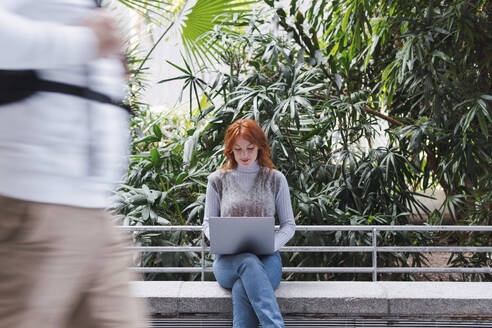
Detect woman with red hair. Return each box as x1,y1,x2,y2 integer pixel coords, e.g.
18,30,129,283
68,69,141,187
203,119,296,328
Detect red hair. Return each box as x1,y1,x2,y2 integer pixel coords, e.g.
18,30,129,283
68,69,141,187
221,119,275,170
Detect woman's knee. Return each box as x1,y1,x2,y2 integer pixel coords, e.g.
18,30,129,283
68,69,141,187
236,253,263,273
238,252,262,266
213,259,237,289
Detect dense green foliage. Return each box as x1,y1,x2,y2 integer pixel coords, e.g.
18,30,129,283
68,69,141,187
115,0,492,281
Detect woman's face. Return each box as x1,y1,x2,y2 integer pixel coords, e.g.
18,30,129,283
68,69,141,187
233,137,258,168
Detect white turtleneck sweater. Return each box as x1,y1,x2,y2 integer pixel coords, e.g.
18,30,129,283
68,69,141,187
203,161,296,251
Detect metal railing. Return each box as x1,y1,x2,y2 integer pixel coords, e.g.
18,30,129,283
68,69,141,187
117,225,492,281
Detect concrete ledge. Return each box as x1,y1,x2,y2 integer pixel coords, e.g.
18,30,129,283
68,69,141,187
131,281,492,317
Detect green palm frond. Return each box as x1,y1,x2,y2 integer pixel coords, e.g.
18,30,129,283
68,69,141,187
116,0,257,81
177,0,257,67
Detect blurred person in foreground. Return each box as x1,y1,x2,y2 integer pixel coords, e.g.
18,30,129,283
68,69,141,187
0,1,145,327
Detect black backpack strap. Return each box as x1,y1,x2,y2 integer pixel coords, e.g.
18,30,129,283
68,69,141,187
0,0,132,114
0,70,38,105
35,79,132,114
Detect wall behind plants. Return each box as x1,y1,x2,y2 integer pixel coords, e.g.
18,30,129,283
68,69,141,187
115,0,492,281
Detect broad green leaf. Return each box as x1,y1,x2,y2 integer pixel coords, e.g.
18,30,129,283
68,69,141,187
150,149,161,168
477,110,489,139
152,124,162,139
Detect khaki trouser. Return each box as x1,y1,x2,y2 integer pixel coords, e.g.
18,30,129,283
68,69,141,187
0,195,146,328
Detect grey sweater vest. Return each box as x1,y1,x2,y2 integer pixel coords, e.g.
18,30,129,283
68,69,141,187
209,167,283,218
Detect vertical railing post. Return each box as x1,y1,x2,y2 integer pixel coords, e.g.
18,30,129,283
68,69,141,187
372,228,377,282
201,230,205,281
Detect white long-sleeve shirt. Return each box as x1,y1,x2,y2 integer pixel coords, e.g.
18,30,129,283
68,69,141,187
0,1,98,69
0,0,129,208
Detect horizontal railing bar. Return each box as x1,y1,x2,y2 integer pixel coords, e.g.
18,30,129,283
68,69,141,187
128,267,375,273
127,246,209,252
377,267,492,273
288,225,492,232
129,266,492,274
370,226,492,232
377,246,492,253
127,246,375,253
294,226,383,231
280,246,374,252
117,226,203,232
126,246,492,253
129,267,213,273
117,225,492,232
281,267,374,273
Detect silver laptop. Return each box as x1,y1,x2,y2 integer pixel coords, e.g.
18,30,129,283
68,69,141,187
209,216,275,255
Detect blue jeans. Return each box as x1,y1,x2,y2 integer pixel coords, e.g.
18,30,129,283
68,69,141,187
213,252,284,328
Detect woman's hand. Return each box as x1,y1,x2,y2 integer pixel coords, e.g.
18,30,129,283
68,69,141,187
82,9,122,59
